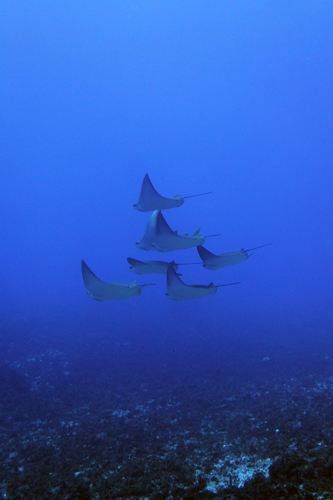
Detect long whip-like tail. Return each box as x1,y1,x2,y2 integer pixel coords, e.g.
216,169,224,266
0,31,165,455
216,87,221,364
244,243,272,252
182,191,213,199
216,282,241,287
176,262,202,266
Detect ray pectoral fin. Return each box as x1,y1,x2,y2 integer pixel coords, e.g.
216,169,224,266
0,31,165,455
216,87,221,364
127,257,139,266
134,174,160,211
81,260,103,288
156,210,176,237
197,245,216,261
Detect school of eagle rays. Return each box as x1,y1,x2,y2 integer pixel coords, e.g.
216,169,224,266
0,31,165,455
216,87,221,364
81,174,271,301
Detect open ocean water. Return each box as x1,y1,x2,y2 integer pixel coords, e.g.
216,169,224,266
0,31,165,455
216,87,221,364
1,2,333,499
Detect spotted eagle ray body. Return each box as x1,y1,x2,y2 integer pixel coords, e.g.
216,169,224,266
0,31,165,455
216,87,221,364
81,260,154,301
166,263,217,301
127,257,179,275
134,173,212,212
136,210,207,252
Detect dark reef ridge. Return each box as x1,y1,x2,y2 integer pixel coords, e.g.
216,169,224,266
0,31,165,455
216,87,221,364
1,317,333,499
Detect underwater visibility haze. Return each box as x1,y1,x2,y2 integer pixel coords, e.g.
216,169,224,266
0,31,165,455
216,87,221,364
1,1,333,498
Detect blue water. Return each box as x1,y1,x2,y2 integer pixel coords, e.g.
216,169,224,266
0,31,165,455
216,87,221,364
1,2,333,498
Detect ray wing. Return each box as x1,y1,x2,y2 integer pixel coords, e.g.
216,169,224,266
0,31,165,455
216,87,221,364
135,210,159,251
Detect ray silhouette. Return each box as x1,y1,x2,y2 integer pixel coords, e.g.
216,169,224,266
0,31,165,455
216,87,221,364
127,257,179,275
166,263,217,300
136,210,219,252
197,243,272,270
81,260,154,301
133,173,212,212
166,263,240,300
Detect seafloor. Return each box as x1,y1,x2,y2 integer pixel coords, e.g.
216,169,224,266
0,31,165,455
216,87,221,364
1,315,333,500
